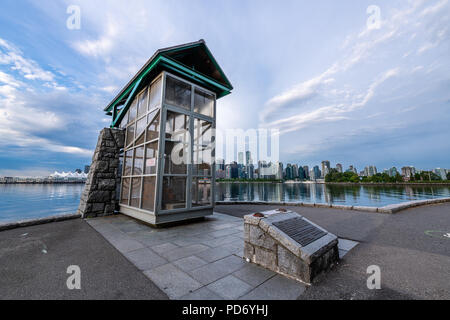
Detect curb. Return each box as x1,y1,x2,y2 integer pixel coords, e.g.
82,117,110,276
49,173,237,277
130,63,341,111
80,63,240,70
0,213,81,232
215,197,450,214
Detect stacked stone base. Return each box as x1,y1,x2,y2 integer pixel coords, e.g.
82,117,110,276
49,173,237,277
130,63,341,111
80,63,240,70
244,210,339,284
78,128,124,218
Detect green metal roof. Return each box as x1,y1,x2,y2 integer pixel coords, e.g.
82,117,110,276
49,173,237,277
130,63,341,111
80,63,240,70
104,40,233,116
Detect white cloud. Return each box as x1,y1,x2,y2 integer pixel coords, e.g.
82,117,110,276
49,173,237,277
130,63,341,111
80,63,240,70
0,38,54,82
72,17,118,58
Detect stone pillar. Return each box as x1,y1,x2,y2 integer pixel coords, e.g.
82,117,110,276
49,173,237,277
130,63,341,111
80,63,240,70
78,128,125,218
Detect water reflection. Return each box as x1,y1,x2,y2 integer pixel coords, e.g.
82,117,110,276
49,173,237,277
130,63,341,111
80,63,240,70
216,182,450,207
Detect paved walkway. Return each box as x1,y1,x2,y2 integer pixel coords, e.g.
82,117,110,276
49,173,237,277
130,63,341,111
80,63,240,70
0,219,168,300
216,203,450,299
87,212,356,300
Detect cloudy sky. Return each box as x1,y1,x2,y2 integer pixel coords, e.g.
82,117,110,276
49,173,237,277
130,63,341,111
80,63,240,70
0,0,449,176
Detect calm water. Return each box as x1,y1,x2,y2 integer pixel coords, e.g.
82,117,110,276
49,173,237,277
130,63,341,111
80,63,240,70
1,183,450,223
0,184,85,223
216,182,450,207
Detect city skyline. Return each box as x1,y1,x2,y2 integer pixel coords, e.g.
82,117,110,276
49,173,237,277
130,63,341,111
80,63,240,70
216,151,450,181
0,1,449,176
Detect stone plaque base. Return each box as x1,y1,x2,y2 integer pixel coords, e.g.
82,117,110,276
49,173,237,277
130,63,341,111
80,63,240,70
244,209,339,284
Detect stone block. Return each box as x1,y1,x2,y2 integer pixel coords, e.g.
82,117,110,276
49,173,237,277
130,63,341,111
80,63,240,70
253,246,277,270
98,179,116,191
248,224,276,250
277,245,310,282
87,190,111,203
243,241,254,260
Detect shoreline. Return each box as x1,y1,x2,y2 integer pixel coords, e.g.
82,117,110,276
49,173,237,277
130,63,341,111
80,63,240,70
217,181,450,186
0,181,86,185
215,197,450,214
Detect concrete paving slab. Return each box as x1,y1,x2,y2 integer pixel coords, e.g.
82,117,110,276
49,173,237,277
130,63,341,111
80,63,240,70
173,256,208,272
123,248,168,271
159,244,210,262
108,235,146,253
202,235,241,248
188,255,247,285
239,275,306,300
338,239,359,251
152,242,179,254
195,246,234,263
144,263,202,299
206,275,253,299
232,263,277,287
207,227,241,238
179,287,224,300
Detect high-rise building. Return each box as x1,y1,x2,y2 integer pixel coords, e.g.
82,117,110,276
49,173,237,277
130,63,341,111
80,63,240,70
311,166,321,180
245,151,252,166
84,165,90,174
433,168,447,180
401,166,416,180
364,165,377,177
388,167,398,177
276,162,283,180
303,166,310,180
285,164,294,180
321,161,330,178
226,162,239,179
216,158,225,171
347,165,357,174
238,152,244,165
336,163,343,173
298,166,305,180
246,163,255,179
292,164,299,179
75,169,82,174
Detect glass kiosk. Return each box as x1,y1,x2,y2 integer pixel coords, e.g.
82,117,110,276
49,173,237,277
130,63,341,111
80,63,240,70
104,40,233,225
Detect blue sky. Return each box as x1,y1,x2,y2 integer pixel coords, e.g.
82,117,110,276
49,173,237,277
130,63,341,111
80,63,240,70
0,0,449,176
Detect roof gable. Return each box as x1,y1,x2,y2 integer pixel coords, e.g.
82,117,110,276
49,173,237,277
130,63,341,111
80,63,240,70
104,40,232,113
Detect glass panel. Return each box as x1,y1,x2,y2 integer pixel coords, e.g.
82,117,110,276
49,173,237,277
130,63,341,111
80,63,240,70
130,177,142,208
194,119,213,145
118,106,128,128
166,111,189,140
165,76,191,110
145,142,158,174
126,123,135,147
129,99,137,123
136,116,146,143
146,111,160,142
149,78,162,111
133,147,144,176
142,177,156,211
192,177,212,207
194,89,214,117
137,88,148,117
162,177,186,210
193,119,213,176
164,140,187,174
193,146,212,176
120,178,130,205
123,150,133,176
